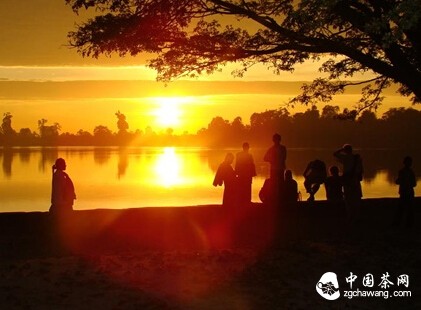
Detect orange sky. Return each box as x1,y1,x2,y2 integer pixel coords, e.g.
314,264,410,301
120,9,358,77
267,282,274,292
0,1,415,134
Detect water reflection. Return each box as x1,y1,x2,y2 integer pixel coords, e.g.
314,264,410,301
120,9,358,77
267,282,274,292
118,149,128,179
154,147,183,187
1,148,13,178
39,148,58,173
94,147,111,165
19,148,31,164
0,147,419,212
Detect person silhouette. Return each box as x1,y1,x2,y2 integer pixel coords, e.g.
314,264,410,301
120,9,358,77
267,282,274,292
50,158,76,215
283,170,299,204
333,144,363,219
303,159,327,201
259,177,275,206
213,153,237,207
264,133,287,180
324,165,344,203
394,156,416,228
235,142,257,206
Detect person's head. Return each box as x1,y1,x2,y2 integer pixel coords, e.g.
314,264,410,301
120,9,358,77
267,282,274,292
403,156,412,167
53,158,66,171
329,165,339,176
224,153,234,164
242,142,250,151
343,144,353,154
272,133,281,144
284,169,293,181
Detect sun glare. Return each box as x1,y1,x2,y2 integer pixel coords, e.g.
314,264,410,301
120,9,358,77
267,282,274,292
152,97,187,128
154,147,184,187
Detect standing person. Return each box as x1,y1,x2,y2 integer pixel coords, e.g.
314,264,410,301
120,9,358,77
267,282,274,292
333,144,363,219
235,142,257,206
325,165,344,203
303,159,327,201
213,153,237,207
264,133,287,180
394,156,416,228
264,133,287,203
50,158,76,215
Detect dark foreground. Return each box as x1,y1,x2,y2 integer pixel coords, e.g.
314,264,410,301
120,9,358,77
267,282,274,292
0,198,420,309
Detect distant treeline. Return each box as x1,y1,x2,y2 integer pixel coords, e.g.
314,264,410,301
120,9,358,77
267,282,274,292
1,106,420,148
200,106,421,149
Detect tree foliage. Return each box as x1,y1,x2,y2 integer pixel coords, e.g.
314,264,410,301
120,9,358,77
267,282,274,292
1,112,16,137
1,107,421,147
66,0,421,113
115,110,129,134
198,106,421,149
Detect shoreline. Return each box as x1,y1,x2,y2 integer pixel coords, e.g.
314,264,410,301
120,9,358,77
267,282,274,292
1,197,419,309
1,196,419,214
1,197,419,255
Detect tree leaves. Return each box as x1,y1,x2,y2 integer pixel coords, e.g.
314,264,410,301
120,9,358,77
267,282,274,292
66,0,421,111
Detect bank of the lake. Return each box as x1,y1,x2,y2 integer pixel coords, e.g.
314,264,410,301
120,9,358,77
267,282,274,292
0,198,419,309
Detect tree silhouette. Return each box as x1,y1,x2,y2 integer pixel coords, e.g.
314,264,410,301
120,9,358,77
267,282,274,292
93,125,114,145
37,119,61,144
1,112,16,139
1,112,16,146
2,112,14,133
115,110,129,134
67,0,421,113
321,105,340,119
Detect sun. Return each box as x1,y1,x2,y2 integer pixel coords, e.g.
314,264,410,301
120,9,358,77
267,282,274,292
152,97,184,128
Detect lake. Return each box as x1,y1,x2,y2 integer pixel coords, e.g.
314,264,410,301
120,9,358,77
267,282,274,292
0,147,419,212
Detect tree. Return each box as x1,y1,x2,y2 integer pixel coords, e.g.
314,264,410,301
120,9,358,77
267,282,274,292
93,125,114,145
115,110,129,134
76,129,93,145
19,128,34,137
321,105,340,119
38,119,61,140
18,128,36,145
67,0,421,114
1,112,16,137
93,125,113,137
358,110,377,123
207,116,230,133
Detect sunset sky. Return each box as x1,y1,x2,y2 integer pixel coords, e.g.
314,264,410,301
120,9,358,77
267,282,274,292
0,0,414,134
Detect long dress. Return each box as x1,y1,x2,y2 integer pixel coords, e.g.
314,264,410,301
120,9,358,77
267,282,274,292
213,162,237,206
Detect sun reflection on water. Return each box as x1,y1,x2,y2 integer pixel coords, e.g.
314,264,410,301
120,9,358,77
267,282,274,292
154,147,185,188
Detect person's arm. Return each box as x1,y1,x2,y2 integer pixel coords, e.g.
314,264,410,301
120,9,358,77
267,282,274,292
213,164,224,186
333,147,344,159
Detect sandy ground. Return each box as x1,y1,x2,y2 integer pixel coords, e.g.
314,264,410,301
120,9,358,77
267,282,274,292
0,199,420,309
